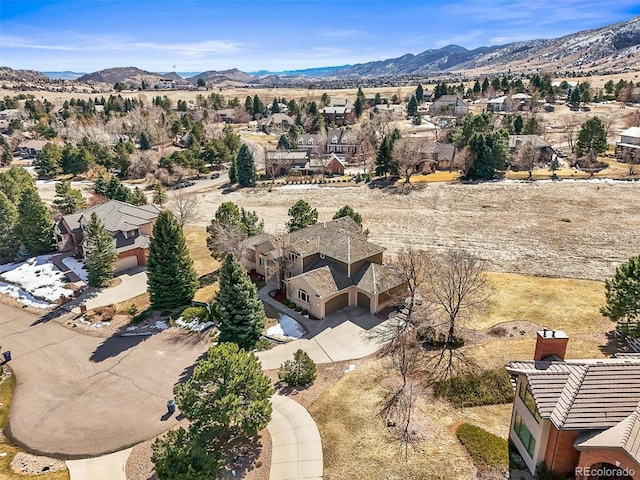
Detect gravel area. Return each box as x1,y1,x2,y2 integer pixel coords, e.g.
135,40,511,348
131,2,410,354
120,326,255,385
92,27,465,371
10,452,67,476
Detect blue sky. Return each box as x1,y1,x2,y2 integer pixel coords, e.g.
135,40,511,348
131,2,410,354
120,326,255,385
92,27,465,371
1,0,640,73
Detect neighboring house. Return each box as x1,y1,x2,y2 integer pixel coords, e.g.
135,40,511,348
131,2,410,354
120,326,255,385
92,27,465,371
415,143,457,172
616,126,640,159
319,104,356,126
326,128,358,155
265,150,344,176
243,217,406,319
156,79,175,89
258,113,294,134
506,329,640,479
0,109,20,121
54,200,161,273
631,87,640,103
430,94,469,116
296,133,325,154
509,135,555,162
373,103,404,118
16,139,53,158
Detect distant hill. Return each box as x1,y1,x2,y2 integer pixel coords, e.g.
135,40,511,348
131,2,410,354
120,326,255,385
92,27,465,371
44,71,86,80
187,69,254,85
249,65,350,78
0,67,50,82
77,67,190,88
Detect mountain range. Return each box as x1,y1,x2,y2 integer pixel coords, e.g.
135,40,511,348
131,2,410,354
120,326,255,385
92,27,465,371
3,16,640,88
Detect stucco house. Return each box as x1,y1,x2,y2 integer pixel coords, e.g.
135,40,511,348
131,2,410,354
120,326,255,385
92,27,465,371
430,94,469,116
243,217,406,319
54,200,161,273
509,135,555,163
506,329,640,479
258,113,294,134
616,126,640,161
16,139,52,158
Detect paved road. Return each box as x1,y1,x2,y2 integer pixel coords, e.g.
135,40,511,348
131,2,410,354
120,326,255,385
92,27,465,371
0,302,210,458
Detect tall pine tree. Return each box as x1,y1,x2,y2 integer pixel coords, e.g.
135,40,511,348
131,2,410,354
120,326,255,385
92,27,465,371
53,179,85,214
236,144,256,187
0,191,18,263
84,212,117,287
147,210,199,310
15,186,53,256
215,254,266,349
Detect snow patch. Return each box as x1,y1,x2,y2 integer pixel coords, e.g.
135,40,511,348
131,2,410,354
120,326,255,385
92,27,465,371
266,314,305,340
0,256,72,305
61,256,89,281
153,321,169,330
0,282,52,309
175,316,215,332
280,184,320,190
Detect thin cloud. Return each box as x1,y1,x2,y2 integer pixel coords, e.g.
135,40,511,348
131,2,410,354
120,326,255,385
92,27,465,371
319,28,363,38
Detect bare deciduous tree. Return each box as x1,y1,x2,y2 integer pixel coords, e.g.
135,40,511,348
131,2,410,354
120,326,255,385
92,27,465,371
205,221,247,263
392,137,430,186
512,141,539,180
618,147,640,176
170,190,201,228
563,114,580,153
422,250,493,384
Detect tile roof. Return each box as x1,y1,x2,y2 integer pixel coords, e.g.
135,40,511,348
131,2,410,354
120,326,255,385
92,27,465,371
353,262,405,295
70,200,160,234
575,401,640,464
506,359,640,430
287,216,384,265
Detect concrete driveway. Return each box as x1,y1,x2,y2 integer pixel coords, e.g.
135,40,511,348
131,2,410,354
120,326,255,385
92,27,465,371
0,302,210,458
256,305,387,370
71,269,149,313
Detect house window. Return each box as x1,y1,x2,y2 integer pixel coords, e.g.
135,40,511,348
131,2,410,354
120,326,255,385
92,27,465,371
287,271,293,278
308,139,314,145
288,251,300,262
298,139,303,145
518,382,541,422
297,289,309,303
513,413,536,458
331,136,338,144
258,256,265,267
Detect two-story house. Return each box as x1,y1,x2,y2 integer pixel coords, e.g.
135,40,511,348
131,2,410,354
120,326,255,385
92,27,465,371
430,94,469,116
616,127,640,161
243,217,406,319
54,200,161,273
506,329,640,479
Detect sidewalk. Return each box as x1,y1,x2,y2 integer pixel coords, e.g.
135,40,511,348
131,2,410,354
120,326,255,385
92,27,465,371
66,448,131,480
267,395,323,480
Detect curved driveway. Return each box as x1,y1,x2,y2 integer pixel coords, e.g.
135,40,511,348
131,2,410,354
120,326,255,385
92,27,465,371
0,303,210,458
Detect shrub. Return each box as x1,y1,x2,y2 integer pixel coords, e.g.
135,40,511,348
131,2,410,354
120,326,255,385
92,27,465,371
126,304,139,317
294,305,303,312
278,349,316,387
433,369,514,407
254,337,273,351
488,325,508,337
301,308,308,315
456,423,508,470
416,325,436,345
130,309,149,324
180,306,208,322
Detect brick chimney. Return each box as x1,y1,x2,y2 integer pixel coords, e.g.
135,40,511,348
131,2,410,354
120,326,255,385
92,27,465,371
534,328,569,361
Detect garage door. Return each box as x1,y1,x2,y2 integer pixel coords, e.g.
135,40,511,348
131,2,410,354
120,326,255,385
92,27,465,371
357,292,371,311
325,293,349,315
115,255,139,273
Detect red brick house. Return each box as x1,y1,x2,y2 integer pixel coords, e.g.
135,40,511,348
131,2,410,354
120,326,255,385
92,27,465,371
506,330,640,479
54,200,161,273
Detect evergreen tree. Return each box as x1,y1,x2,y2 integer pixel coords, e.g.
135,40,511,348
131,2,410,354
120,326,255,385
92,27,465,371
84,212,117,287
522,117,541,135
240,208,264,237
576,117,607,157
473,80,481,95
215,255,266,349
354,96,364,118
286,199,318,233
244,95,253,115
513,115,524,135
481,77,489,94
152,182,167,207
308,101,318,116
236,144,256,187
0,166,35,204
130,187,148,206
415,84,424,103
13,244,30,263
271,98,280,113
333,205,363,227
228,157,238,184
0,191,18,263
601,255,640,322
15,186,54,256
407,96,418,116
53,180,85,214
152,427,219,480
93,173,108,197
34,142,62,178
279,349,317,387
147,210,199,310
252,95,264,118
105,175,132,202
139,131,151,150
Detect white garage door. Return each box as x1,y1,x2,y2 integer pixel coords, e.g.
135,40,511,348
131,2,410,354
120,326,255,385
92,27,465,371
115,255,139,273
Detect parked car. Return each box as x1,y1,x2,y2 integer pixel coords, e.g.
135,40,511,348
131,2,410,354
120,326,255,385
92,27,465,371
210,172,220,179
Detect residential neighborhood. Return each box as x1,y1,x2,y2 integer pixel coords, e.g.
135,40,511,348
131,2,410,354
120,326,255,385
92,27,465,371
2,5,640,480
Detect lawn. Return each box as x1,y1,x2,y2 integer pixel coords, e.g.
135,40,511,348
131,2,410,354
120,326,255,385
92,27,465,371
184,225,221,303
473,272,609,335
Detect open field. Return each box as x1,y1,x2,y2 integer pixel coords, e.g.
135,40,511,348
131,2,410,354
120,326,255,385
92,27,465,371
188,179,640,281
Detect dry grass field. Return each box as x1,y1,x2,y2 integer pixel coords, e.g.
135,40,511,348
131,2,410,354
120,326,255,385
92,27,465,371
189,179,640,281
